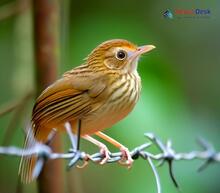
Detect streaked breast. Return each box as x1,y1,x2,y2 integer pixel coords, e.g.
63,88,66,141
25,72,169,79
82,72,141,134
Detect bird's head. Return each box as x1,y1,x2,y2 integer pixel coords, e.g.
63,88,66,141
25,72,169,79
87,39,155,73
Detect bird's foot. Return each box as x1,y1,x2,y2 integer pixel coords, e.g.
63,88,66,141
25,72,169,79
118,146,133,168
76,153,91,169
77,145,111,168
99,144,111,165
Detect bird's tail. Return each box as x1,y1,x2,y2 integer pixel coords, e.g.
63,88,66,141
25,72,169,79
19,124,50,183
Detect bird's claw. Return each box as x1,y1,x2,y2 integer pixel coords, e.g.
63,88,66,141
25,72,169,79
99,145,111,165
76,154,91,169
74,145,112,168
118,146,133,168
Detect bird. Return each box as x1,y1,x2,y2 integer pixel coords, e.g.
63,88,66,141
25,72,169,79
19,39,155,183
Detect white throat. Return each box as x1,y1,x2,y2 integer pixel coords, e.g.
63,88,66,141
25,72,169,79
128,57,139,73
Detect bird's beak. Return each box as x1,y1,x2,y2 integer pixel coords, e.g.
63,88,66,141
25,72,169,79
129,45,156,61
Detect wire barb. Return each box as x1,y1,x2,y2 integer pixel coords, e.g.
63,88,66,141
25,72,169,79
196,137,217,172
144,133,180,188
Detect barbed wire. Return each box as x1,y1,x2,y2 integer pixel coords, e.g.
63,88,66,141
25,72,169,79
0,129,219,193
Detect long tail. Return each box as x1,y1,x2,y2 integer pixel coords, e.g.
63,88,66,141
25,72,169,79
19,124,50,183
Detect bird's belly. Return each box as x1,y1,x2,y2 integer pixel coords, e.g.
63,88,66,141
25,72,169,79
81,101,135,135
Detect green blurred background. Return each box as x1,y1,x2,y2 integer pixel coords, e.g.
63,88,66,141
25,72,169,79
0,0,220,193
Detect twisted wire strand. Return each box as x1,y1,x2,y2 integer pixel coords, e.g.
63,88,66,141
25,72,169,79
0,131,219,193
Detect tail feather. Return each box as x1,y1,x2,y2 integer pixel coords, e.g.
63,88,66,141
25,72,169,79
19,125,50,183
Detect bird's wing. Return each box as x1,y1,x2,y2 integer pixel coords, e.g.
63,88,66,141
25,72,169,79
32,71,108,127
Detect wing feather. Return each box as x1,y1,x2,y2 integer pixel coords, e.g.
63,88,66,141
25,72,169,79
20,68,109,183
32,72,109,128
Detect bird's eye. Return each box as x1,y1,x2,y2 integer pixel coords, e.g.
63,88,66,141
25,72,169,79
116,50,127,60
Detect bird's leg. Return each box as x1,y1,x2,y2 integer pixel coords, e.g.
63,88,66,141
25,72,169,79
65,121,86,168
65,122,77,150
95,131,133,168
83,135,111,165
